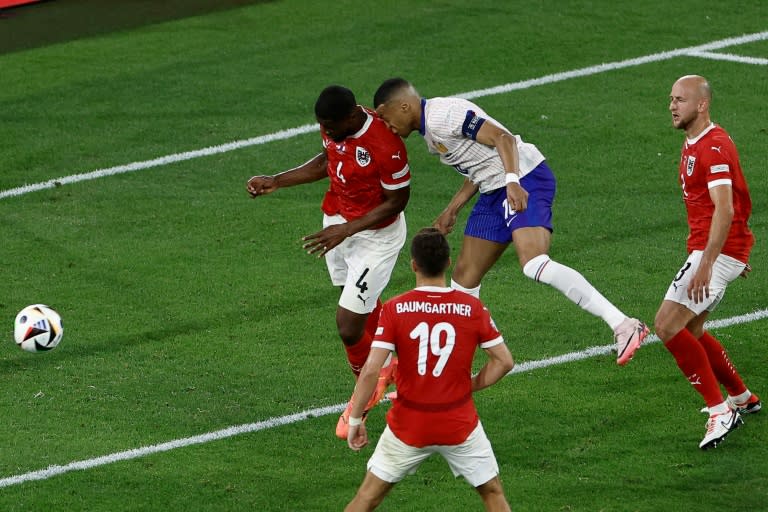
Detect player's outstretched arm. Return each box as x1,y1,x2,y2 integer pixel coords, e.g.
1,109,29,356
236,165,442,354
246,152,328,197
472,342,514,392
434,179,478,234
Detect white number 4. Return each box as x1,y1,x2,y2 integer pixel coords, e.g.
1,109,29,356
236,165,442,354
410,321,456,377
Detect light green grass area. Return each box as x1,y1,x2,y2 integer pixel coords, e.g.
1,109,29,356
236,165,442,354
1,1,766,510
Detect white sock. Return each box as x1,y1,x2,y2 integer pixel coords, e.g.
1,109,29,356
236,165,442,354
709,401,730,416
522,254,625,329
728,390,751,404
450,278,481,298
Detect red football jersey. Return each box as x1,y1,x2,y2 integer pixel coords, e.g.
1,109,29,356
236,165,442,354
371,287,504,447
678,124,754,263
320,108,410,228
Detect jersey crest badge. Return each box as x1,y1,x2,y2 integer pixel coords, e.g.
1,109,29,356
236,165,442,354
356,147,371,167
685,155,696,176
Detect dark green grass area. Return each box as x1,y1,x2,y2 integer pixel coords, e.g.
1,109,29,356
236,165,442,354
0,1,766,510
0,0,274,54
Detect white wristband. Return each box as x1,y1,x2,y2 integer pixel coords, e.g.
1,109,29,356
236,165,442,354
348,416,363,427
504,173,520,185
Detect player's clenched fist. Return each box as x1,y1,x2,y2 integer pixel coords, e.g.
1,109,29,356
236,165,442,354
246,175,278,197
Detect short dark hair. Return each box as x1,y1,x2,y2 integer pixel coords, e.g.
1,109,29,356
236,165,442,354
411,227,450,278
315,85,357,121
373,77,411,108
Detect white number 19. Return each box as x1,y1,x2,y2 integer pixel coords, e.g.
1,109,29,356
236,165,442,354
410,321,456,377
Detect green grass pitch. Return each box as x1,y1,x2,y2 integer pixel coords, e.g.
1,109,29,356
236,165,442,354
0,1,766,510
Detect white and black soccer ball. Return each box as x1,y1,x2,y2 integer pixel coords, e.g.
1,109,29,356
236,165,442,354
13,304,64,353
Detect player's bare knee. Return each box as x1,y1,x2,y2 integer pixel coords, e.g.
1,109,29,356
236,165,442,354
653,316,677,343
338,325,364,346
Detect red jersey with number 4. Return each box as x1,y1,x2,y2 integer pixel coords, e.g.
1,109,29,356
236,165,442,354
320,108,410,228
371,286,504,447
678,124,754,263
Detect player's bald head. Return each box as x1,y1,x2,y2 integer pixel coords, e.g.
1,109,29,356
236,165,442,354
373,78,419,108
674,75,712,101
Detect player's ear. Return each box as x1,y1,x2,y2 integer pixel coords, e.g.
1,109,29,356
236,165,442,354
410,258,418,273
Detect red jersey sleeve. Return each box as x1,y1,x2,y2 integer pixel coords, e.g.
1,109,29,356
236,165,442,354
476,303,503,349
367,114,411,191
700,132,738,189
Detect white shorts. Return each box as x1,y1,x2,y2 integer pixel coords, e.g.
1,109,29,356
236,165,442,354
323,212,406,315
663,250,748,315
367,422,500,488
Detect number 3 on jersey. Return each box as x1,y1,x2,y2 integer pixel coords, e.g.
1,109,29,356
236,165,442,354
410,321,456,377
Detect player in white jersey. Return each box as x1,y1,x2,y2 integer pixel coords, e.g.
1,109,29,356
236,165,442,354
373,78,648,365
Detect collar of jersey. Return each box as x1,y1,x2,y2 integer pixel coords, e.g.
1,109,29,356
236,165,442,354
686,122,716,145
349,106,373,139
414,286,453,293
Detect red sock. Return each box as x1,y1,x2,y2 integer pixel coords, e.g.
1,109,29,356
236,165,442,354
344,331,373,377
664,329,723,408
364,299,383,338
698,331,747,397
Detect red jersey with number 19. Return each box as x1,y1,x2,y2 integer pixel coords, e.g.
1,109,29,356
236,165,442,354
678,123,754,263
371,286,504,447
320,108,410,228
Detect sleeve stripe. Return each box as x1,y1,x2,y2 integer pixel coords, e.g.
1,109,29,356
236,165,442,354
479,336,504,349
708,178,732,189
382,179,410,190
371,340,395,350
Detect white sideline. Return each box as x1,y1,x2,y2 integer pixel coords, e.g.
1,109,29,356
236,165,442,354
1,30,767,201
1,308,766,488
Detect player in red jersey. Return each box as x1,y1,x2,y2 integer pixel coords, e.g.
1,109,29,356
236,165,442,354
654,75,760,450
246,86,411,438
345,228,514,512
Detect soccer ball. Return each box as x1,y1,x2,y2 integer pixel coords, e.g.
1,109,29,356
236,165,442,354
13,304,64,353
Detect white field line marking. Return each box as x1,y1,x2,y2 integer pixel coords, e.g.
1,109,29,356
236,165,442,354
0,124,319,200
511,308,768,373
1,30,767,201
684,50,768,65
454,30,768,99
1,308,766,489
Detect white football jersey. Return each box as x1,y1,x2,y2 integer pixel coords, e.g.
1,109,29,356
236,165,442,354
421,97,545,193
